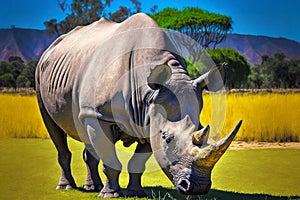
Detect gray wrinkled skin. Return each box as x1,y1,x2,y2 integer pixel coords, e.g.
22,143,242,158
36,13,242,198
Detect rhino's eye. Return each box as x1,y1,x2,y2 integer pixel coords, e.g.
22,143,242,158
161,131,166,139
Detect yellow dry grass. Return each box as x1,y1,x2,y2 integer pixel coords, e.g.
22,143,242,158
0,94,48,138
201,92,300,142
0,92,299,142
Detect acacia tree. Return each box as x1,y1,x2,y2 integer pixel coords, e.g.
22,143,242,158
151,7,232,48
151,7,233,64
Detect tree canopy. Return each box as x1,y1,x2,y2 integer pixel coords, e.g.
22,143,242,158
45,0,112,35
207,48,250,88
151,7,233,49
44,0,157,35
186,48,251,89
249,53,300,88
0,57,37,89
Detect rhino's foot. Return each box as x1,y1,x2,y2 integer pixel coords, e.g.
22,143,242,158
83,184,103,192
126,189,148,198
57,173,76,191
98,189,124,198
56,184,75,190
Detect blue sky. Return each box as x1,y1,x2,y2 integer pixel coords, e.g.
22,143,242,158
1,0,300,42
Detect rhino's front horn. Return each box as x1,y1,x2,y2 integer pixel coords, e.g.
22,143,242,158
214,120,242,153
193,120,242,167
192,125,210,145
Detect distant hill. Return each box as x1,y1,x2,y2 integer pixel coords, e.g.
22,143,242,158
1,28,300,65
0,28,57,63
217,34,300,65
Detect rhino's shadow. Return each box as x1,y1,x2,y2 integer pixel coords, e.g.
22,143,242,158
77,186,299,199
140,186,299,200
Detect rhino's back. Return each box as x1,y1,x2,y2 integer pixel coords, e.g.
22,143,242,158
36,13,161,140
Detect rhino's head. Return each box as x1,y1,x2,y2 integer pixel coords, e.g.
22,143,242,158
147,59,242,195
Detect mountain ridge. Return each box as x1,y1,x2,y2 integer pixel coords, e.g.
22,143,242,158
0,28,57,63
1,28,300,65
218,33,300,64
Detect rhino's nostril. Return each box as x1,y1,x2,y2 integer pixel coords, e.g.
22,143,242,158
178,179,190,193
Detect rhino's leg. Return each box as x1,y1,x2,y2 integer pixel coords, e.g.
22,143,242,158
54,134,76,190
84,118,123,198
83,148,103,191
37,96,76,190
99,164,123,198
126,142,152,198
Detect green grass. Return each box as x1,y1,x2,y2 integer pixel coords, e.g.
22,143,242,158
212,149,300,196
0,138,299,200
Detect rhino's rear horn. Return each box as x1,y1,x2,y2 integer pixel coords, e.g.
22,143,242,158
192,125,210,145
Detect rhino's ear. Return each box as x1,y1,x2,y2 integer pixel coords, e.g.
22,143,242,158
193,63,225,92
147,64,172,90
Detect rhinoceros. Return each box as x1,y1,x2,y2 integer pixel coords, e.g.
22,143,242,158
36,13,242,198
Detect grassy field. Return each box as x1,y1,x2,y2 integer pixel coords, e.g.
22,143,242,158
0,91,299,199
0,138,299,200
0,92,299,142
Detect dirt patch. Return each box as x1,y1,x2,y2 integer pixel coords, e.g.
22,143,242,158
229,141,300,150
